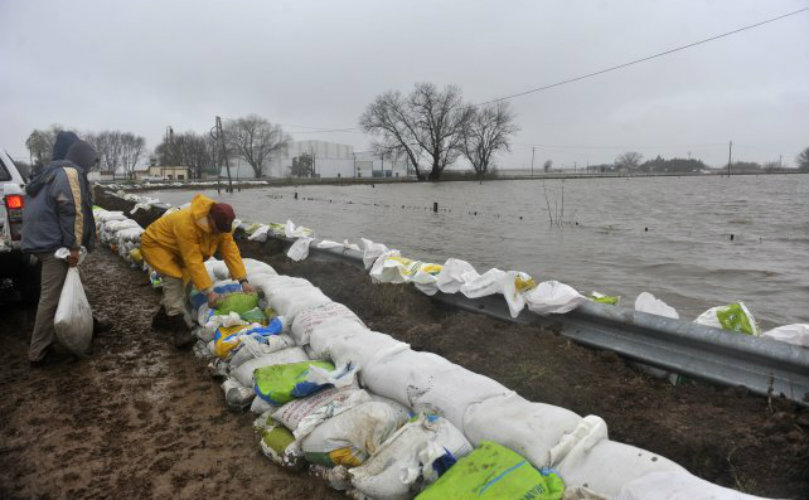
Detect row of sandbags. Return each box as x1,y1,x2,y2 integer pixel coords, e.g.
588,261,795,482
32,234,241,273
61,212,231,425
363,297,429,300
191,256,771,500
263,224,808,349
93,207,145,265
94,196,774,499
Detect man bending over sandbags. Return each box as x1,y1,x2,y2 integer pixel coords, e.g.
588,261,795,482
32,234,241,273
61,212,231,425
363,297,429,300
141,193,255,347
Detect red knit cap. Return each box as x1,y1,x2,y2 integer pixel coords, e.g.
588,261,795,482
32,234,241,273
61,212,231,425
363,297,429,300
209,203,235,232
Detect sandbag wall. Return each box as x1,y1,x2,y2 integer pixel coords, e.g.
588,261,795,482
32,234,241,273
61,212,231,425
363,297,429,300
90,201,774,500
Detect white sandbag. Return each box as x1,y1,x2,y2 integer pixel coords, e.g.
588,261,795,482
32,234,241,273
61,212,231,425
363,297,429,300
254,275,314,303
94,210,127,223
524,280,587,315
463,392,582,467
53,267,93,356
634,291,679,319
763,323,809,348
251,395,275,414
291,301,364,346
287,236,314,261
348,414,473,500
309,322,407,369
243,258,277,277
695,302,761,336
361,237,391,270
204,258,230,281
274,387,371,434
221,377,255,409
247,224,270,242
232,346,310,387
269,288,332,323
551,416,685,498
228,334,296,369
614,470,773,500
300,400,410,467
458,267,505,298
435,258,477,294
361,349,510,429
284,219,312,238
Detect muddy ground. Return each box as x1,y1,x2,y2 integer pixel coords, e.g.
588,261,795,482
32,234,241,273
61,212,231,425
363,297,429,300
1,190,806,499
0,249,344,500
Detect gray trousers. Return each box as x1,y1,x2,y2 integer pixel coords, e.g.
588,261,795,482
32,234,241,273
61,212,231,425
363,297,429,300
161,276,193,326
29,252,69,361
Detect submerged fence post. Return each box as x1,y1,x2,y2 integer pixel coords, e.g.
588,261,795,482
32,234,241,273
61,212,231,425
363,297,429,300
433,202,438,213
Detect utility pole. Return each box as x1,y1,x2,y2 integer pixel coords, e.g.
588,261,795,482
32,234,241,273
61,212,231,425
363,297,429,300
531,147,536,177
215,116,233,193
727,141,733,177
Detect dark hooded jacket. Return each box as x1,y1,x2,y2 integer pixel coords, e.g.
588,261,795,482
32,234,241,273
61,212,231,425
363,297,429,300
22,135,97,253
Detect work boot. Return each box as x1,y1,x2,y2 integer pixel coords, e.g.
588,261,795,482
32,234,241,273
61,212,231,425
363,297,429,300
93,314,113,334
151,306,172,331
169,315,196,350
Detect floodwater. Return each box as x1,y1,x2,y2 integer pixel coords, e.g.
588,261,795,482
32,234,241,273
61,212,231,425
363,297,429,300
146,174,809,328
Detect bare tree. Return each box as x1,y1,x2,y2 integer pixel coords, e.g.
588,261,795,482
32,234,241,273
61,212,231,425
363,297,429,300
155,131,213,178
543,160,552,173
225,115,290,178
360,82,474,180
25,124,64,167
615,151,643,172
461,102,517,177
797,147,809,172
119,133,146,179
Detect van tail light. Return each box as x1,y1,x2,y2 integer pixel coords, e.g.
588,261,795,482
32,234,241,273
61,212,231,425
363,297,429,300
5,194,24,210
4,194,25,240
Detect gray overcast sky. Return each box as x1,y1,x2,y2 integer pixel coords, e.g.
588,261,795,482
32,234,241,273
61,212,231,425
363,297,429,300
2,0,807,169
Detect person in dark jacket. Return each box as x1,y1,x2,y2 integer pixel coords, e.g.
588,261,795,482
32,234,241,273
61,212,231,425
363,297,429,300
22,132,99,366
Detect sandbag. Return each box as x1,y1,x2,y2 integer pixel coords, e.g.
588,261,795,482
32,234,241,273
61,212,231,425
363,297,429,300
524,280,587,315
551,416,685,498
273,387,372,436
269,288,332,323
291,302,365,346
614,471,773,500
349,414,473,500
634,291,679,319
253,412,305,470
53,267,93,356
221,377,255,410
415,440,565,500
215,292,259,316
695,302,760,336
462,393,582,468
762,323,809,348
228,334,296,369
253,360,337,405
301,400,410,467
309,323,408,368
232,347,310,387
361,349,511,429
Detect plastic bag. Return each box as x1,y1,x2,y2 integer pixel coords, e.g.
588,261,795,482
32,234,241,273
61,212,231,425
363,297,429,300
287,236,314,261
695,302,760,336
53,266,93,356
253,412,305,470
415,441,565,500
762,324,809,348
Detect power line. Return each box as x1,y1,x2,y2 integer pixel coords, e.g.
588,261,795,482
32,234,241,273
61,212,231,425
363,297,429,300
477,7,809,106
272,7,808,136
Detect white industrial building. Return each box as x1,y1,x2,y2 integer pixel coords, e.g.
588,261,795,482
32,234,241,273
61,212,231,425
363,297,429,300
221,140,411,179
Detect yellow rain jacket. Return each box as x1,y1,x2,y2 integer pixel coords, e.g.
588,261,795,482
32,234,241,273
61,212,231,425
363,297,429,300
141,194,247,292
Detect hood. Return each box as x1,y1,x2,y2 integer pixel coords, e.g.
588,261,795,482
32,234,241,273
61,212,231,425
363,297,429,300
52,131,80,161
65,140,98,172
25,161,71,196
189,193,216,232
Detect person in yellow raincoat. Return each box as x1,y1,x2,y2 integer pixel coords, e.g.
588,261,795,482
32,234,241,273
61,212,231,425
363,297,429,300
141,193,255,347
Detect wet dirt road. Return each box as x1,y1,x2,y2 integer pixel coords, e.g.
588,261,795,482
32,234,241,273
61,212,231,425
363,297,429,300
0,249,343,500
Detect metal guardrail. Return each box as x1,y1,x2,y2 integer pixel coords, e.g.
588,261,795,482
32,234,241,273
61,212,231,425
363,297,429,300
299,236,809,406
102,191,809,405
